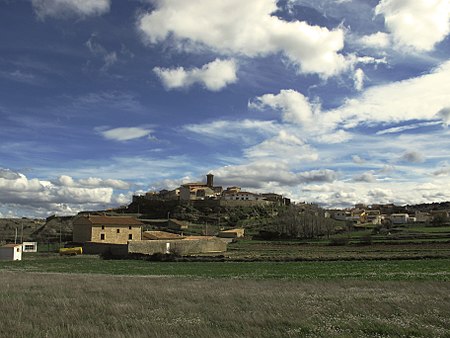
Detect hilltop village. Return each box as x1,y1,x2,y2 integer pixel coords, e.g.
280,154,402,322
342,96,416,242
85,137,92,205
132,173,290,206
128,173,449,227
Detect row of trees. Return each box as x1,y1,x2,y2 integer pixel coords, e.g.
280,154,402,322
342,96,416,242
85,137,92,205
262,204,340,240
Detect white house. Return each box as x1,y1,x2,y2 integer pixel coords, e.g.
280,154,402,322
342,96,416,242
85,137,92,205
332,210,351,221
0,244,22,261
390,213,410,224
22,242,38,253
222,191,261,201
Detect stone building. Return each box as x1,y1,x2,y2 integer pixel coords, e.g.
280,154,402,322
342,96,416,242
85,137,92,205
73,215,143,244
180,174,222,201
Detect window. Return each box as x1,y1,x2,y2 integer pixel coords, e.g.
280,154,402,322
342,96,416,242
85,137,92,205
16,248,20,252
101,226,105,230
24,245,34,251
129,226,132,230
128,234,132,240
100,234,105,240
117,229,120,233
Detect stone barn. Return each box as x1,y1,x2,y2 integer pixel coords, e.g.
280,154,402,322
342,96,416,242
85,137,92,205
73,215,143,244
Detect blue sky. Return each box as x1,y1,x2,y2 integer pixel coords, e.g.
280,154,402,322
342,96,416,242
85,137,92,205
1,0,450,217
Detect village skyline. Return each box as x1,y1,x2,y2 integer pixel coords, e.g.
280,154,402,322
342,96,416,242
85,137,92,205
1,0,450,218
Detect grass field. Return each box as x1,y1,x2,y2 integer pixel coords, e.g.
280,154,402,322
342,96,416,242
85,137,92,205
1,254,450,281
1,271,449,337
1,242,450,337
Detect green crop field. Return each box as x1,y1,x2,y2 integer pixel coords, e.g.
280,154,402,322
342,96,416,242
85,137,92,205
1,254,450,281
226,240,450,261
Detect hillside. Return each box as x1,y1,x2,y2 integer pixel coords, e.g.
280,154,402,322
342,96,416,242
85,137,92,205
0,218,45,243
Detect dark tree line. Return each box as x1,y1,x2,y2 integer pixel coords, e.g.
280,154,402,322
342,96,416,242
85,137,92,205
262,204,339,239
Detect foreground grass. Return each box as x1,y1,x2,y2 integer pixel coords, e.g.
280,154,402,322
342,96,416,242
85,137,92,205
1,255,450,281
0,271,449,338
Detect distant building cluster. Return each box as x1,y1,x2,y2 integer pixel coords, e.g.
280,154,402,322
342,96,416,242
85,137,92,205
329,203,449,225
134,174,290,206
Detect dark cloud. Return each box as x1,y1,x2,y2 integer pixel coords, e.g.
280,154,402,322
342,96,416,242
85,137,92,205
0,168,21,180
400,151,425,163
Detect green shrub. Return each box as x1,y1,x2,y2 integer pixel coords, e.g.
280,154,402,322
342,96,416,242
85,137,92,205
358,235,373,246
329,237,349,246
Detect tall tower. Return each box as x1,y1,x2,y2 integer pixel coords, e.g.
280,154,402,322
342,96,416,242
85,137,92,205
206,173,214,187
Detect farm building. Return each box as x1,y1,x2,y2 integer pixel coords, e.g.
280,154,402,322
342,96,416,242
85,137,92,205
390,213,410,224
0,243,22,261
73,215,143,244
22,242,38,253
218,228,245,238
168,219,189,230
143,231,185,240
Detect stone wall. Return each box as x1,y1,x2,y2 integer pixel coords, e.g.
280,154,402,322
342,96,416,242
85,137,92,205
219,199,272,207
128,238,227,255
83,242,128,256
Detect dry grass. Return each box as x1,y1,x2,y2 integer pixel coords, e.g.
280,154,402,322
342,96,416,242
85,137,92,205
1,271,449,337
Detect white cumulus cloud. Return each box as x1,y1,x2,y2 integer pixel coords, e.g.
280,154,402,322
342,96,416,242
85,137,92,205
375,0,450,52
138,0,349,78
153,59,238,91
327,60,450,128
359,31,391,49
249,89,317,125
0,169,126,216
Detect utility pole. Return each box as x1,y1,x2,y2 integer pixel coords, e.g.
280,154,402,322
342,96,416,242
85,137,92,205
14,227,18,244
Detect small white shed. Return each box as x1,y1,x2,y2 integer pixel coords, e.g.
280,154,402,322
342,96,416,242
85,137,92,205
0,244,23,261
22,242,38,253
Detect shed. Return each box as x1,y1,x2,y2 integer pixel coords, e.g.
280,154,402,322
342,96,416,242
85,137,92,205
22,242,38,253
0,244,22,261
168,219,189,230
218,228,245,238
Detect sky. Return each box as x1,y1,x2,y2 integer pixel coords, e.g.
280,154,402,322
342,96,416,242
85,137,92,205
1,0,450,218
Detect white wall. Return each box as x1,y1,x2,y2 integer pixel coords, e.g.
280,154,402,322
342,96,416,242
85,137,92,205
22,242,38,253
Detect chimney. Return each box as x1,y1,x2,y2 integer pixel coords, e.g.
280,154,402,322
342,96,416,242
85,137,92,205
206,173,214,188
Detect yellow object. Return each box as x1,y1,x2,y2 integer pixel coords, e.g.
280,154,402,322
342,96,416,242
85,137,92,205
59,247,83,256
